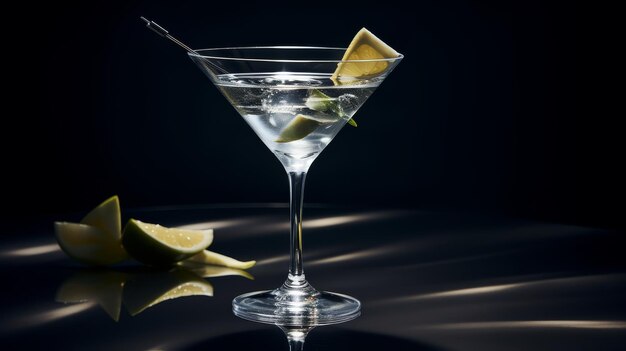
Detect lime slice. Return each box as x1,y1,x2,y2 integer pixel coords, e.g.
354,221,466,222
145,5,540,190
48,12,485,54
81,195,122,241
186,250,256,270
275,114,321,143
122,219,214,267
123,269,213,316
55,222,128,266
331,28,400,84
56,270,127,321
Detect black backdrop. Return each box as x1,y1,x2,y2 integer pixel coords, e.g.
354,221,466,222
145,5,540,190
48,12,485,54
5,1,611,229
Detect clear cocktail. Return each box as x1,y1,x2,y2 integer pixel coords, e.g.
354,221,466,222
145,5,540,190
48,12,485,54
186,30,402,325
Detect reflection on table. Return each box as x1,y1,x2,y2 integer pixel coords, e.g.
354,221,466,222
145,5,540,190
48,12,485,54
0,206,625,350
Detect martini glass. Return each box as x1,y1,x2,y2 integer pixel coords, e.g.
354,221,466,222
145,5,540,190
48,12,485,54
188,47,402,325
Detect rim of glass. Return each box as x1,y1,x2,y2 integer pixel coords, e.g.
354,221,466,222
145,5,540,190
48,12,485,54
188,46,404,63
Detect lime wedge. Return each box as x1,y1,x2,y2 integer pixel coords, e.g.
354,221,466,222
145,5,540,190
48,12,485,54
122,219,214,266
55,195,128,265
186,250,256,270
275,114,321,143
305,89,336,113
81,195,122,241
55,222,128,266
56,270,127,321
306,89,358,127
123,269,213,316
331,28,400,84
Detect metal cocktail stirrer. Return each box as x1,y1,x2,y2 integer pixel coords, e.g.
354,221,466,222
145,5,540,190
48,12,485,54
140,17,227,76
140,17,196,54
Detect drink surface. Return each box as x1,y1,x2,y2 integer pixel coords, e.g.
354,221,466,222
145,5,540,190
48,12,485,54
215,72,379,169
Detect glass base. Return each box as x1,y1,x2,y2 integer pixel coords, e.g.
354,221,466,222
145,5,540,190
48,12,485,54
232,275,361,326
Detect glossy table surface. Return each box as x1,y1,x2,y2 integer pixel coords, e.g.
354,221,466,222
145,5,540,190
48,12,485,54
1,205,625,350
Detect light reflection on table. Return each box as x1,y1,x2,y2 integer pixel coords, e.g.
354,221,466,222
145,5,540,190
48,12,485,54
1,205,625,350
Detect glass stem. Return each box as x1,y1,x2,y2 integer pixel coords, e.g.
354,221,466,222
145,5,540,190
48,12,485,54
288,171,307,279
288,338,305,351
281,326,311,351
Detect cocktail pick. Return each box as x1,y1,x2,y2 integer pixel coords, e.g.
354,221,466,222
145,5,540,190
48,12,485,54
140,17,196,54
140,17,227,75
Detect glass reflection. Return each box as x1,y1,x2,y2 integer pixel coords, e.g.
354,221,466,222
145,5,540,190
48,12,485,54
55,265,253,321
180,325,439,351
56,270,127,321
279,325,314,351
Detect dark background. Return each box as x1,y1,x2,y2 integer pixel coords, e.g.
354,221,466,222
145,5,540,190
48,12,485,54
5,1,613,229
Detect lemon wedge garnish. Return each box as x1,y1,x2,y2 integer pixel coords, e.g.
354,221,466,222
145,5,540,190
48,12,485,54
331,28,400,85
